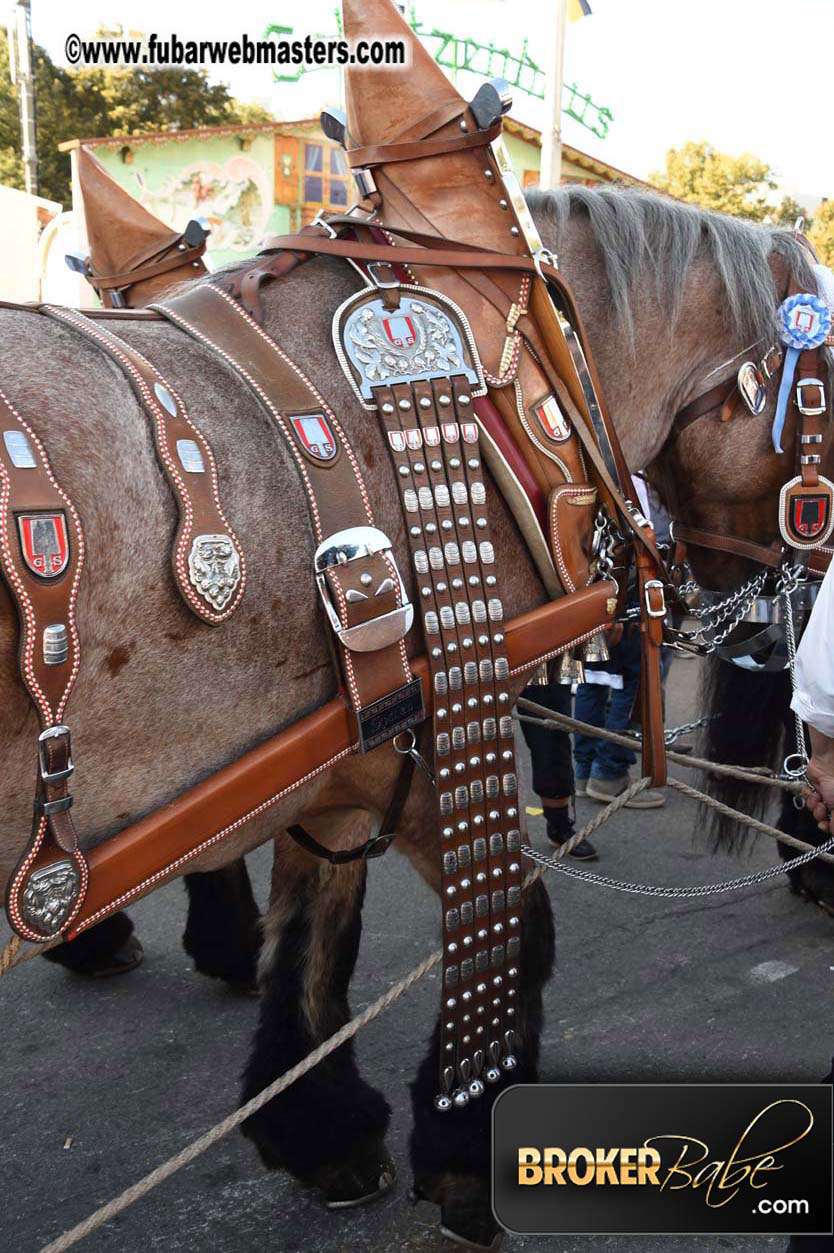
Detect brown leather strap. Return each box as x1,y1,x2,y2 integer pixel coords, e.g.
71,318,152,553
374,362,522,1092
635,537,666,787
68,581,617,936
346,122,502,169
91,241,207,292
155,284,420,742
674,522,786,569
42,305,246,624
674,380,737,435
0,386,89,940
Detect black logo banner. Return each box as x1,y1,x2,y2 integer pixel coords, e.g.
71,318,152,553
492,1084,833,1235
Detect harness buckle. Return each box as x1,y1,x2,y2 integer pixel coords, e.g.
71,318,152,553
38,725,74,784
644,579,667,619
315,526,414,652
796,377,826,416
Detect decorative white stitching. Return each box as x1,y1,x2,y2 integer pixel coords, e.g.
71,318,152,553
46,307,245,624
72,743,356,932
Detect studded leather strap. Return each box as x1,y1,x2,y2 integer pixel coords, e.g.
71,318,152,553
42,305,246,624
155,284,423,748
0,386,89,941
372,364,521,1106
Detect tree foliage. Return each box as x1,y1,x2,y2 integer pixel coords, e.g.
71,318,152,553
0,29,274,206
651,141,779,221
808,200,834,268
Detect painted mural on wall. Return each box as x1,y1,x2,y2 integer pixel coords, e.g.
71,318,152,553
125,155,271,251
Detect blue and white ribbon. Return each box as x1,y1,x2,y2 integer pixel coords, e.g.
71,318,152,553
772,292,831,453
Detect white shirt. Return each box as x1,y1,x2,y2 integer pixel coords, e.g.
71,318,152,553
792,558,834,737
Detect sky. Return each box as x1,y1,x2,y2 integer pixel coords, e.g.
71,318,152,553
23,0,834,201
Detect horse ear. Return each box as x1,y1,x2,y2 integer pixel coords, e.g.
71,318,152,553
342,0,464,145
76,144,180,277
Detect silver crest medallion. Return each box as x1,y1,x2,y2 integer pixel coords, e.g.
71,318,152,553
188,533,241,612
21,859,81,934
333,286,485,409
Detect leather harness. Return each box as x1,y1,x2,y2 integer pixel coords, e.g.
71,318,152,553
1,96,677,1108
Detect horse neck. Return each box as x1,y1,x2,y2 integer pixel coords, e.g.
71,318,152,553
540,211,733,474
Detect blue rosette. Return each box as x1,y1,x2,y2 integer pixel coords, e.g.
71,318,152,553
772,293,832,452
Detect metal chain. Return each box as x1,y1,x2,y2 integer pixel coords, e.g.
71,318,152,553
522,793,834,899
664,714,718,745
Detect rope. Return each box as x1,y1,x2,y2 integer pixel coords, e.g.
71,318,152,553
40,948,441,1253
524,772,834,895
516,697,804,793
0,933,21,974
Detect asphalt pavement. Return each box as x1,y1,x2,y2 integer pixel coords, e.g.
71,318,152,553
2,653,833,1253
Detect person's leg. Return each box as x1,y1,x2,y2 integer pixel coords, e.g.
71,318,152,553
573,679,608,785
586,627,665,808
519,682,597,860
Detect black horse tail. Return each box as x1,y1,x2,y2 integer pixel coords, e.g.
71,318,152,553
698,655,796,851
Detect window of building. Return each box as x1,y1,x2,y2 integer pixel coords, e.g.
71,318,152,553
303,141,349,209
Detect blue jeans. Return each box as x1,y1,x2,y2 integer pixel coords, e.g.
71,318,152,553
574,625,642,780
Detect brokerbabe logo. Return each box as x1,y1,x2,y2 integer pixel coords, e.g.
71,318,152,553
492,1084,833,1235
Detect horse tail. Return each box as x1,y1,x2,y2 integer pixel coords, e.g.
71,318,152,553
698,655,792,851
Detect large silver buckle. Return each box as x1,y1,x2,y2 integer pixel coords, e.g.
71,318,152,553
796,377,826,416
315,526,414,652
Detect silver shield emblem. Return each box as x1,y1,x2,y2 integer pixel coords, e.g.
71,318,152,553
21,859,81,934
333,286,485,409
187,533,241,611
737,362,766,415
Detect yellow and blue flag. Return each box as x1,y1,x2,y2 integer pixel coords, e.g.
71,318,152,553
568,0,592,20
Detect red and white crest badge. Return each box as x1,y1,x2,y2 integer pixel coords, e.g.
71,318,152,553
17,512,69,578
382,315,416,350
406,429,423,450
532,395,571,443
290,414,337,462
388,431,406,453
779,476,834,548
424,427,441,447
442,423,459,444
461,423,479,444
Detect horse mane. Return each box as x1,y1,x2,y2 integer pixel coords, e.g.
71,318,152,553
527,185,818,345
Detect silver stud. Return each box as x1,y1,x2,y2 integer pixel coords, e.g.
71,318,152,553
419,396,432,409
438,395,452,407
382,402,395,414
399,465,410,477
413,461,425,473
431,459,442,471
398,397,411,410
458,394,471,407
510,225,520,237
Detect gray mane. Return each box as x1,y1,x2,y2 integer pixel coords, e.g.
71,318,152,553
527,184,817,344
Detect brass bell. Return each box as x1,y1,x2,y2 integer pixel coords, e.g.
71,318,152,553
556,648,585,685
529,662,550,687
582,631,610,665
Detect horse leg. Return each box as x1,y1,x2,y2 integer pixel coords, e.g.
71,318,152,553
41,910,143,977
396,791,556,1250
241,822,394,1207
182,859,261,993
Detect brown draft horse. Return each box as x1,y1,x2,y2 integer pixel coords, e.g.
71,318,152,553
0,186,827,1246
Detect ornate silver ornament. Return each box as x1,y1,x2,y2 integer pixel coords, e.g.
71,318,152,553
737,362,767,416
333,285,485,409
21,859,81,934
187,533,241,611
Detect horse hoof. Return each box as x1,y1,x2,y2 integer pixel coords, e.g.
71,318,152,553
309,1141,397,1209
41,911,143,977
439,1206,504,1251
83,933,144,977
414,1174,503,1251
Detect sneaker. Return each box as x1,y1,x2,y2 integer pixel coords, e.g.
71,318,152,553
575,775,589,796
586,774,665,808
545,811,598,860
